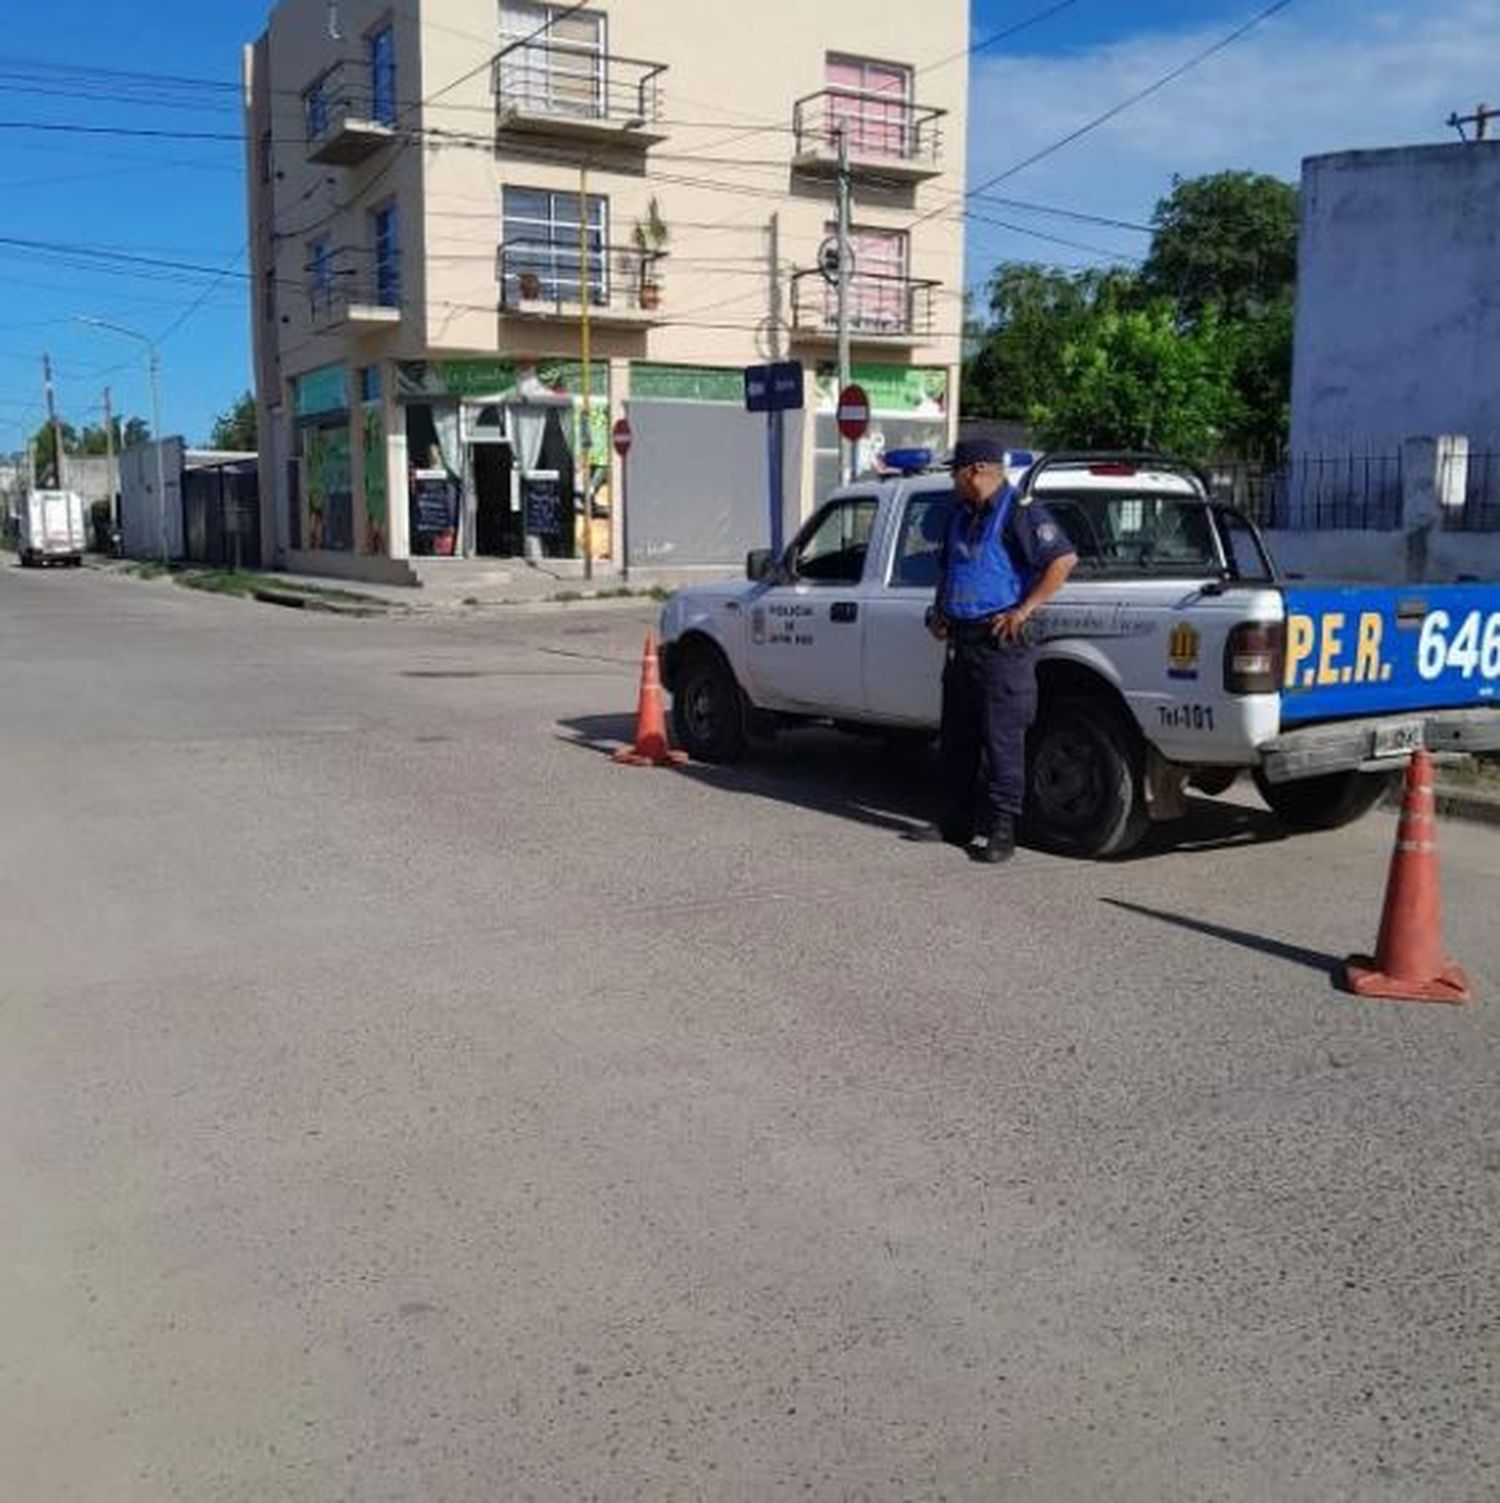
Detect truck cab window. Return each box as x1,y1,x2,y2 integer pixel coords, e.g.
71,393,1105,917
889,492,952,588
791,497,878,583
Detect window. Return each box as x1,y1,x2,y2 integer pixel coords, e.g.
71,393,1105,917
825,227,909,333
307,236,334,306
890,491,953,589
305,74,330,142
825,54,912,159
372,204,400,306
1045,492,1220,575
790,497,879,584
359,365,382,404
499,3,605,118
502,187,607,304
369,24,397,127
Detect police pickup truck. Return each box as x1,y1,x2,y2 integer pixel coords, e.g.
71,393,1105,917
657,452,1500,857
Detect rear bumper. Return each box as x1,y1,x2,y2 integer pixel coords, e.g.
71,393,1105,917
1259,707,1500,784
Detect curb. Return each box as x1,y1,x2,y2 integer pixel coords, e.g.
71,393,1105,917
251,587,389,618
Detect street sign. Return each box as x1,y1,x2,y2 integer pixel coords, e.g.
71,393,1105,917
836,383,870,441
612,417,633,456
744,360,805,414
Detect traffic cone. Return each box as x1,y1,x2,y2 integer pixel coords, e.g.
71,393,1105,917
1341,749,1471,1004
613,631,688,768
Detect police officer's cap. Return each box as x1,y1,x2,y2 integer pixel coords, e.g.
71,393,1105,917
946,437,1008,469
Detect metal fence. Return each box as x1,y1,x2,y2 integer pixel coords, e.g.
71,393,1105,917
1207,453,1404,531
1440,448,1500,532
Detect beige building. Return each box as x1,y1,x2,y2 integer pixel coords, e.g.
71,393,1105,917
244,0,968,582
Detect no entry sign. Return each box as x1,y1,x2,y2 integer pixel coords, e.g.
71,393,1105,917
612,417,633,456
836,383,870,442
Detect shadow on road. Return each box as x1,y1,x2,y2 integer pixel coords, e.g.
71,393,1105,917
559,718,1305,858
1102,897,1340,981
558,715,936,835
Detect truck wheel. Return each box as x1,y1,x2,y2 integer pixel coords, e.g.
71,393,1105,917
1026,696,1149,858
1252,768,1395,830
671,644,748,764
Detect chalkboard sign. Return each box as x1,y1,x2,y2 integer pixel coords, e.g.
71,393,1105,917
522,473,565,538
412,469,457,535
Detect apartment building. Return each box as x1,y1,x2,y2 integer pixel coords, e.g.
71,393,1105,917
244,1,968,581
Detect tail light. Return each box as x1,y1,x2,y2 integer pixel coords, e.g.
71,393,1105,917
1224,620,1284,694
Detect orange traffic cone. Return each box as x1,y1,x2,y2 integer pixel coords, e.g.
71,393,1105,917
614,631,688,768
1341,749,1471,1004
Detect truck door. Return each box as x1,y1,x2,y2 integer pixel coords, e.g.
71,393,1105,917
741,494,878,715
861,487,949,725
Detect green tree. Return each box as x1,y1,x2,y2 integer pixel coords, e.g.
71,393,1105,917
962,261,1139,422
208,391,258,451
1141,170,1298,320
28,421,80,485
1030,302,1240,459
123,417,150,448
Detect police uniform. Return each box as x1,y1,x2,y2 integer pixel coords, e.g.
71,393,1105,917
932,476,1075,846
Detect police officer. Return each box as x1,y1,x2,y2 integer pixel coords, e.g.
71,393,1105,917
909,439,1077,862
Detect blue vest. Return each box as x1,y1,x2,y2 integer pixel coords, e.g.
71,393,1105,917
944,491,1025,619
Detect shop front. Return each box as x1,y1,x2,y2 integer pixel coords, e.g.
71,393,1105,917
293,365,355,553
395,359,610,561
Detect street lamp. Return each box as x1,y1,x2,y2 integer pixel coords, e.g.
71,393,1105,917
75,316,168,566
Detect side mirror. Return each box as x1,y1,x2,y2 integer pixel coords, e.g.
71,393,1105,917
745,547,775,582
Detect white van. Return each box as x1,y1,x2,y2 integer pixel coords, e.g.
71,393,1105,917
19,490,88,568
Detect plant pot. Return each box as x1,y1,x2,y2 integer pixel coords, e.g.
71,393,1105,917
518,273,542,301
638,282,661,311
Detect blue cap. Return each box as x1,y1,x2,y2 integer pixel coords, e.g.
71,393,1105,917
946,437,1008,469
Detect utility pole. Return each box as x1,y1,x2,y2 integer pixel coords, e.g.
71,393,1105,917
103,386,118,540
578,160,594,583
835,126,854,484
767,211,786,556
1448,103,1500,140
43,354,64,490
768,211,782,361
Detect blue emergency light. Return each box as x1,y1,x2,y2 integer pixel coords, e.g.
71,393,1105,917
880,448,933,474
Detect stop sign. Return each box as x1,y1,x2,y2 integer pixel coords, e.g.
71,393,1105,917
836,383,870,442
612,417,632,456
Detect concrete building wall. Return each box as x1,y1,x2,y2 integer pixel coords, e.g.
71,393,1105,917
1292,141,1500,457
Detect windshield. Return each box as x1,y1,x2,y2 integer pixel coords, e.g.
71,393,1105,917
1040,490,1221,576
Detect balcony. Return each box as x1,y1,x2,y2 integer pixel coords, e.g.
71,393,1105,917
789,268,939,347
308,248,402,332
305,59,397,166
791,88,945,184
492,39,667,147
497,242,666,327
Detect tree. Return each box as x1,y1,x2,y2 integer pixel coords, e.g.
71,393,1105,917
28,421,79,485
962,262,1140,422
123,417,151,448
1141,170,1298,321
209,391,258,452
1030,302,1240,460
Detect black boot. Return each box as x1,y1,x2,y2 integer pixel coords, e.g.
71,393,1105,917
974,815,1016,864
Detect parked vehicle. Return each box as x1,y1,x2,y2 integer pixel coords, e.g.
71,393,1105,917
18,489,88,568
658,452,1500,857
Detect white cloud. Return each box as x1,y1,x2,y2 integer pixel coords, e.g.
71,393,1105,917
963,0,1500,285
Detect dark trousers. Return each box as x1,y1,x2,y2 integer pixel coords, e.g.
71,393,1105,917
938,630,1038,833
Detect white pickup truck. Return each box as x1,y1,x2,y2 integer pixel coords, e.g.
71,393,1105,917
658,452,1500,857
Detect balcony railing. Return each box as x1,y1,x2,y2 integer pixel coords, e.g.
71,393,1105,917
792,88,945,182
497,241,666,325
304,58,398,165
492,38,667,144
790,268,939,343
307,247,402,331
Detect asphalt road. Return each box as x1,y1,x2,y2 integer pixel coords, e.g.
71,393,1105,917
3,563,1498,1503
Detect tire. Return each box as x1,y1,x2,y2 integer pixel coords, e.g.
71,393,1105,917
671,644,749,764
1253,767,1395,830
1025,695,1149,858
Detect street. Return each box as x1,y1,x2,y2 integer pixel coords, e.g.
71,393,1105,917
3,563,1497,1502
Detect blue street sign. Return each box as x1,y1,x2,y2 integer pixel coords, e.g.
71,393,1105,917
744,360,805,414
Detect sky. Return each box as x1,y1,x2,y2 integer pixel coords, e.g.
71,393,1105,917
1,0,1498,455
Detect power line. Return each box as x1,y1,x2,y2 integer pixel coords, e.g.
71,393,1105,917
910,0,1296,230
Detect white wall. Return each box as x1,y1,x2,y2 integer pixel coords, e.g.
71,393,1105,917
1292,141,1500,456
